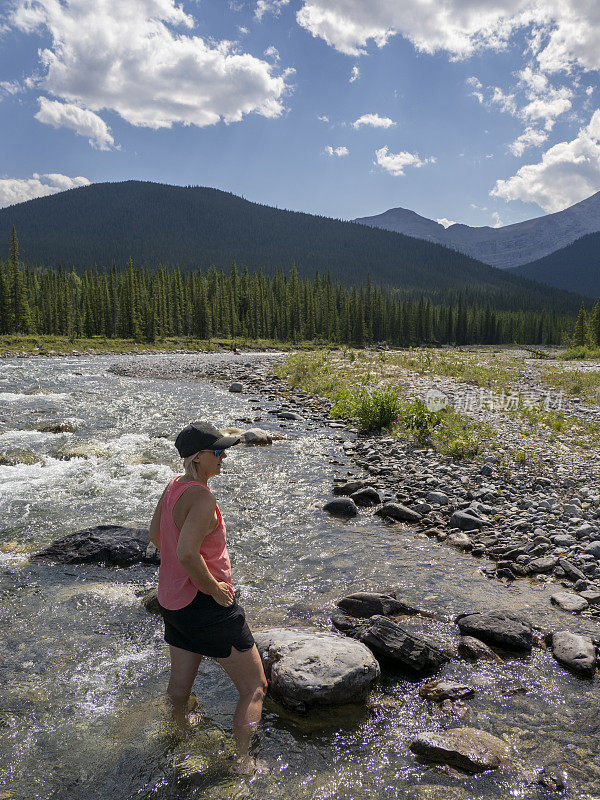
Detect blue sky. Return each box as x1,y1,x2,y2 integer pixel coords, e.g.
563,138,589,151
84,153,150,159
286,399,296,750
1,0,600,228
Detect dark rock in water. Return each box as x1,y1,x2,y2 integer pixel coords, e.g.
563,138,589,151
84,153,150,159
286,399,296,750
36,421,75,433
139,588,160,614
356,615,451,673
333,480,366,496
458,636,503,662
455,611,532,651
550,631,596,676
419,680,475,702
410,727,510,773
30,525,158,567
228,382,243,392
336,591,412,618
277,411,303,420
350,487,381,507
449,510,483,530
330,609,366,634
253,628,380,712
323,498,358,518
538,764,569,792
376,503,422,523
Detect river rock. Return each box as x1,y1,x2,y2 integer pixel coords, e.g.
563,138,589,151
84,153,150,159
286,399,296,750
449,510,483,531
36,421,75,433
355,615,451,673
336,592,412,618
538,764,569,792
458,636,503,662
419,680,475,702
528,556,558,574
427,491,449,506
558,558,586,582
30,525,158,567
333,480,366,496
584,542,600,558
240,427,272,445
447,532,473,551
323,498,358,518
277,411,303,420
409,727,510,772
139,588,160,614
455,611,532,651
550,591,589,613
228,382,243,393
376,503,422,523
330,609,365,634
550,631,596,676
350,487,381,507
253,628,380,712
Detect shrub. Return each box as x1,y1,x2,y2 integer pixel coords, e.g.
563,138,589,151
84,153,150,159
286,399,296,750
396,399,441,445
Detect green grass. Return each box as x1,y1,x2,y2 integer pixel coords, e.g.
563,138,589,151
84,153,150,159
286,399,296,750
558,345,600,360
541,366,600,403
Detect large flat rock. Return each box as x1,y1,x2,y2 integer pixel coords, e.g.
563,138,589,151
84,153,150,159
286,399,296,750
30,525,158,567
355,615,451,673
410,727,510,772
254,628,380,712
455,611,532,651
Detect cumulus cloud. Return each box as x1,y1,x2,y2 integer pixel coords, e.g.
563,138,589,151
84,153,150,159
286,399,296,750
0,173,90,208
10,0,290,131
352,113,395,129
324,145,349,156
509,126,548,156
374,146,436,177
35,97,116,149
518,67,572,130
437,217,456,228
491,109,600,212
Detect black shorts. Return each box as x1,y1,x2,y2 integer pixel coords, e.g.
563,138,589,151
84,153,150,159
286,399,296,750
158,590,255,658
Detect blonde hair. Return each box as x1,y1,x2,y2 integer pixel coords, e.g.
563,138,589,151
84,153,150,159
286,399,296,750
183,451,201,480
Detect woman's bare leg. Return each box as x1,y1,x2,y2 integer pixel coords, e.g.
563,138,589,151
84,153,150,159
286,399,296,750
166,644,203,724
217,645,268,763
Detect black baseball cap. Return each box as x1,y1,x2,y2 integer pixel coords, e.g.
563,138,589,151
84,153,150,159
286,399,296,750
174,421,241,458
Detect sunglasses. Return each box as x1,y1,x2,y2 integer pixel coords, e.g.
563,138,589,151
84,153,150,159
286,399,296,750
200,448,225,457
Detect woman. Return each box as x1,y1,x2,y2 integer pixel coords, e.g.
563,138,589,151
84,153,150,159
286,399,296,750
149,421,267,771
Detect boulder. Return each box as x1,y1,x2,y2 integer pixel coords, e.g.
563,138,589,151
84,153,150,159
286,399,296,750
330,609,366,634
240,428,272,446
350,487,381,507
355,615,451,673
333,480,366,497
139,588,160,614
528,556,558,574
323,498,358,518
30,525,158,567
455,611,532,651
277,411,303,421
550,631,596,676
376,503,422,523
253,628,380,712
336,592,413,618
449,510,484,531
419,680,475,702
228,382,243,393
558,558,586,582
427,491,449,506
551,591,589,613
410,727,510,773
458,636,503,662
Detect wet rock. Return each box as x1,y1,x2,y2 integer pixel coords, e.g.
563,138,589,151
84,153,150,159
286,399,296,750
30,525,158,567
139,588,160,614
550,631,596,676
538,764,569,792
330,609,365,634
455,611,532,651
350,487,381,507
333,480,366,496
253,628,380,712
419,680,475,702
447,532,473,551
323,498,358,518
409,727,510,773
550,591,589,613
36,421,75,433
458,636,503,662
277,411,303,421
240,427,272,445
449,510,484,531
336,592,412,618
355,615,451,673
228,382,243,393
376,503,422,523
0,449,43,466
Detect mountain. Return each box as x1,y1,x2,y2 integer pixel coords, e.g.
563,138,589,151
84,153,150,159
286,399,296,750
355,191,600,270
509,232,600,298
0,180,587,313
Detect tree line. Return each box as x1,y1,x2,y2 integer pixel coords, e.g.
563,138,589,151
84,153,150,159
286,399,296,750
0,227,576,346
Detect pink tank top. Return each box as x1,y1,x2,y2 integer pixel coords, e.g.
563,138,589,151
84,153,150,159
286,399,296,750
157,477,232,610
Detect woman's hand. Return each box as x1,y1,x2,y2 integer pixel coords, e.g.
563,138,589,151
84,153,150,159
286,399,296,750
211,581,234,607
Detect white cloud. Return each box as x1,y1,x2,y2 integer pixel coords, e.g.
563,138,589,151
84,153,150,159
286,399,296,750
295,1,600,77
509,126,548,156
324,145,349,156
437,217,456,228
318,114,329,122
10,0,290,131
349,65,359,83
264,45,280,61
490,86,517,115
492,211,504,227
518,68,572,130
0,173,91,208
0,80,22,99
587,86,594,96
374,145,436,177
35,97,116,150
352,113,395,129
466,76,484,104
255,0,290,19
491,109,600,212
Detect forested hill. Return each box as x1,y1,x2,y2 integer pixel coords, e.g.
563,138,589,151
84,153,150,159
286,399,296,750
0,180,587,314
509,232,600,298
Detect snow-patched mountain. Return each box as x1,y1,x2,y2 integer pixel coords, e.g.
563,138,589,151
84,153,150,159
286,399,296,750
354,191,600,270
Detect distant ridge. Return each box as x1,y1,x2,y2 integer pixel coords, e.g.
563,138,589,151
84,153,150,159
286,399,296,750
0,180,588,313
509,232,600,297
355,191,600,271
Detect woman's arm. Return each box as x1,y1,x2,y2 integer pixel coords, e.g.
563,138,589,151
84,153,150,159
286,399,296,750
149,491,164,550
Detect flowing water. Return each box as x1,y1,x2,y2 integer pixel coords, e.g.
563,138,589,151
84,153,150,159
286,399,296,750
1,353,600,800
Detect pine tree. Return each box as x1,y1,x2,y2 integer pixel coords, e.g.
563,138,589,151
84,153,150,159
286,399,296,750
572,302,589,347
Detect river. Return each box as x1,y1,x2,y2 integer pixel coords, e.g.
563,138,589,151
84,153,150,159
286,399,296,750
1,353,599,800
